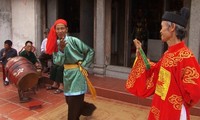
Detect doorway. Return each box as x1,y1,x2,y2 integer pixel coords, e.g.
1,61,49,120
57,0,80,37
110,0,164,67
47,0,94,48
110,0,125,66
109,0,185,67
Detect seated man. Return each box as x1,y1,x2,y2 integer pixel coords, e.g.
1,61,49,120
0,40,17,86
19,40,40,68
38,28,52,73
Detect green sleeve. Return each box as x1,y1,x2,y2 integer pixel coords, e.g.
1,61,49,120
53,51,65,66
74,37,95,68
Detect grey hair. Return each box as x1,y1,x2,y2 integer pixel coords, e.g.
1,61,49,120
166,21,187,40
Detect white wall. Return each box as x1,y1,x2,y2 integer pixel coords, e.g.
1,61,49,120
188,0,200,61
11,0,36,53
0,0,12,49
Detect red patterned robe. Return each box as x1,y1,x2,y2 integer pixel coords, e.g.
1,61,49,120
126,41,200,120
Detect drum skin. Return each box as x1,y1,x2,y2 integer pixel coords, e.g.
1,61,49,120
5,56,39,91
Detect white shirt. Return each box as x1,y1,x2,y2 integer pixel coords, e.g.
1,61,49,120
41,38,47,52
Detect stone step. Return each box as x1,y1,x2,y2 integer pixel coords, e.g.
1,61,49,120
90,75,200,116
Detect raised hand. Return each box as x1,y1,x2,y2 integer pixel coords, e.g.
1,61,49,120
133,39,142,56
59,38,67,52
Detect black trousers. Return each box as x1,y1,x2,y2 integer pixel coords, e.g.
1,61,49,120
65,94,84,120
65,94,96,120
49,64,64,83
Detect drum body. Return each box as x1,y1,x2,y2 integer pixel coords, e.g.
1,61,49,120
5,56,39,91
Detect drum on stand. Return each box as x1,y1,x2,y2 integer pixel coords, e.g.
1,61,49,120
5,56,39,91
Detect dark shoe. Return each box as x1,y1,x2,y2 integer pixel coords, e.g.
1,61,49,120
54,89,63,94
46,86,58,90
20,97,31,103
81,102,96,116
4,81,9,86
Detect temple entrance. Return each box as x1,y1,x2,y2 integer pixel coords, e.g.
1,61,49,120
129,0,164,65
110,0,184,67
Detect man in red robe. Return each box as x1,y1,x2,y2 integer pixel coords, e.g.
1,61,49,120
126,7,200,120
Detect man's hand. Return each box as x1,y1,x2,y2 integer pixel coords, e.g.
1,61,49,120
59,38,67,52
133,39,142,56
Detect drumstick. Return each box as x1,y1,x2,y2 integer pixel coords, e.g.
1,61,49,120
139,48,150,70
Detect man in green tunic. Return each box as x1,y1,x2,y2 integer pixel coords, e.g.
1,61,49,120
46,19,96,120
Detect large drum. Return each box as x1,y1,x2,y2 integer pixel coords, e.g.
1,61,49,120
5,56,39,91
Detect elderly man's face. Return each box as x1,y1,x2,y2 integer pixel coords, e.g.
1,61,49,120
55,23,68,39
160,21,172,42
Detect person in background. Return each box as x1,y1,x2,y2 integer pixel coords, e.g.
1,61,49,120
46,19,96,120
0,40,17,86
43,29,64,94
132,8,148,54
126,7,200,120
19,40,40,68
39,28,52,73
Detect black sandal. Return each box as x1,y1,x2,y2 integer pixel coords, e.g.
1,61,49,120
46,86,58,90
54,89,63,94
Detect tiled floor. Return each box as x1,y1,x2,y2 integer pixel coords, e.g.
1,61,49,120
0,72,200,120
90,75,200,116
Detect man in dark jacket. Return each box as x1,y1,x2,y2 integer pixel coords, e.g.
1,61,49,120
19,40,40,67
0,40,17,86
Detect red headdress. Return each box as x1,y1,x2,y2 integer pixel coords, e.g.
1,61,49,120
46,19,67,55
